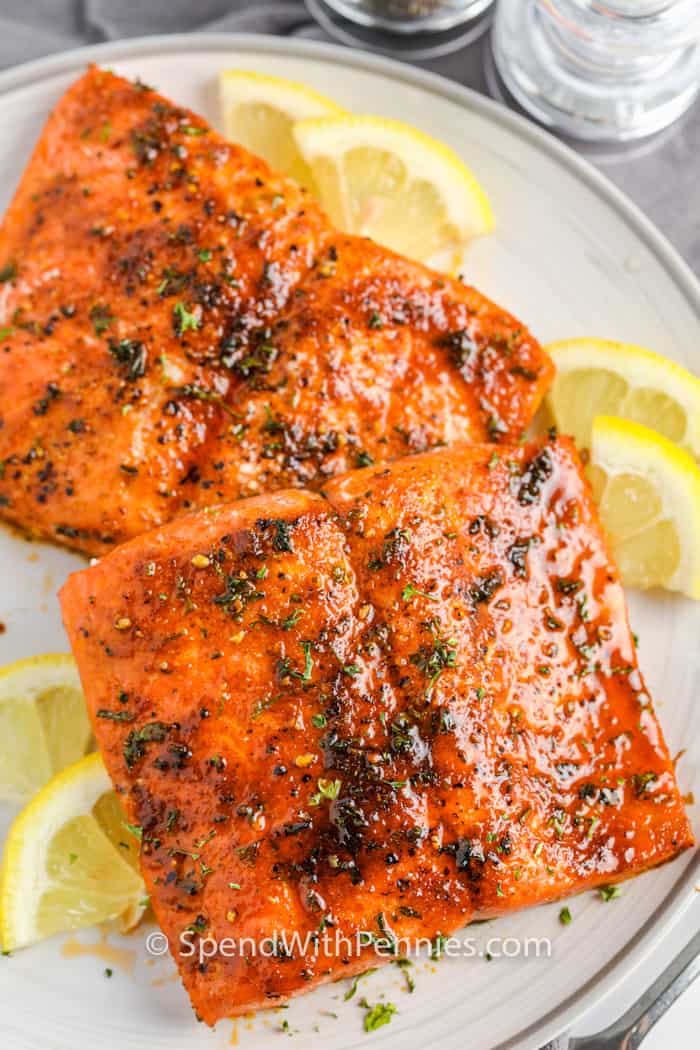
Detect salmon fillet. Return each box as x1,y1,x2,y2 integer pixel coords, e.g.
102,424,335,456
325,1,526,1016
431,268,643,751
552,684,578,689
0,66,552,555
60,437,693,1025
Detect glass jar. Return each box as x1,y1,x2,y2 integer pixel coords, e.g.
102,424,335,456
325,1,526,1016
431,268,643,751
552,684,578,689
321,0,493,32
491,0,700,141
306,0,495,58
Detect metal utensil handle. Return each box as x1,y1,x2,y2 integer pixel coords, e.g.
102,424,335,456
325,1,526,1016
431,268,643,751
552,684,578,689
558,926,700,1050
593,926,700,1049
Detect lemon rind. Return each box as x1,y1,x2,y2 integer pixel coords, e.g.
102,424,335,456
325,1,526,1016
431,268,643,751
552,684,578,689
219,69,346,123
0,653,89,803
0,652,80,701
592,414,700,598
293,114,494,238
0,753,112,949
546,338,700,456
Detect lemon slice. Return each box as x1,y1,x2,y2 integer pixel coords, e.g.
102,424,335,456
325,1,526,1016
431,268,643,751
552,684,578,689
1,752,145,951
546,338,700,458
0,654,92,802
293,115,494,260
588,416,700,597
219,70,345,186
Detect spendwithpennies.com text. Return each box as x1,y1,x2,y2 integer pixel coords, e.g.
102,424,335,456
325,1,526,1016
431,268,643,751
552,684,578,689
145,928,553,966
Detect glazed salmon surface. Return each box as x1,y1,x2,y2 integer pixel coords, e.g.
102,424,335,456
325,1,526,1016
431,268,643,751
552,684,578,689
0,66,552,556
60,437,693,1024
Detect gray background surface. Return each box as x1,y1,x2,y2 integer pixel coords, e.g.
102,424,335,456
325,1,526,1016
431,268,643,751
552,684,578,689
0,0,697,271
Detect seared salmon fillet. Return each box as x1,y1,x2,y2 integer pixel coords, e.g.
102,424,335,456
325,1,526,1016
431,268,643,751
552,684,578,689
60,437,693,1024
0,66,552,555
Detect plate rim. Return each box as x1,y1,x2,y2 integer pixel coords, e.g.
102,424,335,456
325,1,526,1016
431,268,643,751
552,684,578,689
0,31,697,1050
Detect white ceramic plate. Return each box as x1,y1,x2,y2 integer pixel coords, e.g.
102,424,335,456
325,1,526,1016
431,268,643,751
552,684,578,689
0,34,698,1050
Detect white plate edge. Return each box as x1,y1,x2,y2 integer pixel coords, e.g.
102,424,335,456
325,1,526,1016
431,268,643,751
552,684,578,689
0,31,697,1050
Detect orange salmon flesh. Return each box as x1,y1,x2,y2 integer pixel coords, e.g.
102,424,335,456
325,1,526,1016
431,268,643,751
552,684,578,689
0,66,552,555
60,438,693,1024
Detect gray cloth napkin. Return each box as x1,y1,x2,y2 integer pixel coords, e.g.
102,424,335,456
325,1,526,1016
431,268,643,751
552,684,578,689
0,1,319,69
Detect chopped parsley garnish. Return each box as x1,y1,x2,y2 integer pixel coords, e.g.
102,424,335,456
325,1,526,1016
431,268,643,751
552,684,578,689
395,958,415,993
556,577,584,596
157,266,189,297
226,340,277,378
376,915,398,950
256,517,294,553
441,328,478,368
108,338,147,381
430,933,447,960
361,1000,397,1032
251,694,281,720
411,620,458,688
402,583,439,602
171,383,235,416
173,301,200,336
89,303,114,336
468,570,504,606
0,260,17,283
278,641,314,683
165,809,180,832
213,573,264,618
96,708,134,723
310,778,342,806
122,822,143,843
281,609,303,630
631,771,657,797
123,721,171,770
343,968,377,1001
517,447,553,506
510,364,539,381
299,641,314,682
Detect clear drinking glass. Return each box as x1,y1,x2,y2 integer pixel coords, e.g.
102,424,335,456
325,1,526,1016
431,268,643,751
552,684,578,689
306,0,495,58
491,0,700,141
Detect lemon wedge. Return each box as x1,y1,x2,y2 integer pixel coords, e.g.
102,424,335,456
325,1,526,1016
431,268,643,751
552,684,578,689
1,753,145,951
293,114,494,260
546,338,700,458
588,416,700,597
219,69,345,186
0,654,92,802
